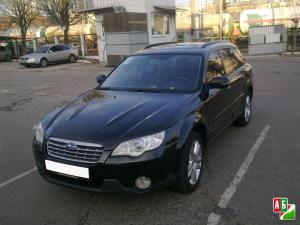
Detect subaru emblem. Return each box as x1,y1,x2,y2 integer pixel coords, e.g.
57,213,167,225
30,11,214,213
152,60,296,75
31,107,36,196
65,143,77,151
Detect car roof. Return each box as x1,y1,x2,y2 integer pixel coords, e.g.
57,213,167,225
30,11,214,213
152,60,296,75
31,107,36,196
134,41,237,55
40,44,67,47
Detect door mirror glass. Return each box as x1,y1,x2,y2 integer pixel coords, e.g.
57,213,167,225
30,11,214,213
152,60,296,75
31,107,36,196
208,76,230,89
96,74,106,85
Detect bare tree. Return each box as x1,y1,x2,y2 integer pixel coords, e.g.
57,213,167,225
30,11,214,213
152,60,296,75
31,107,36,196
0,0,38,55
37,0,82,44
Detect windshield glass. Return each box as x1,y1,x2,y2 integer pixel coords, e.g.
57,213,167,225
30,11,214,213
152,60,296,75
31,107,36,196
101,54,201,92
34,46,50,53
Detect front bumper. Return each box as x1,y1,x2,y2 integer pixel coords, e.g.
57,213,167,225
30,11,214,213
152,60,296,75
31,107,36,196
20,61,38,66
33,140,181,193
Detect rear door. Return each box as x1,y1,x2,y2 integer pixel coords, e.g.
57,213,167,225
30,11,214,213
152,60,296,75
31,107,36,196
202,51,232,139
218,48,247,119
60,45,71,60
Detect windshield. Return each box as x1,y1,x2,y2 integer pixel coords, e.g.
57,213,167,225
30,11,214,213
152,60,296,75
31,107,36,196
34,46,50,53
101,54,201,92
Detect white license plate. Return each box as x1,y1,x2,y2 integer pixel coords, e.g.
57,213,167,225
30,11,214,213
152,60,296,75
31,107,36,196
45,160,89,179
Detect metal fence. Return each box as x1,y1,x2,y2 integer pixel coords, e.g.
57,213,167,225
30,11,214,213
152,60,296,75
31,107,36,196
287,27,300,52
248,25,287,55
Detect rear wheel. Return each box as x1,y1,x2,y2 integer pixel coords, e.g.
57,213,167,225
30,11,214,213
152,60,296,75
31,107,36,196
235,91,252,126
69,54,77,63
173,132,204,193
39,58,48,67
6,55,12,62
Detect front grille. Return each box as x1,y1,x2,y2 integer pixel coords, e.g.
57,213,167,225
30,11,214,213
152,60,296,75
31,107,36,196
21,57,28,60
47,137,104,164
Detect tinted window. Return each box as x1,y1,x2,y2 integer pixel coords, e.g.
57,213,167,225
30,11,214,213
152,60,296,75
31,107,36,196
0,46,5,52
234,49,245,65
206,51,225,81
218,48,241,75
50,45,63,52
101,55,201,92
34,46,50,53
61,45,70,50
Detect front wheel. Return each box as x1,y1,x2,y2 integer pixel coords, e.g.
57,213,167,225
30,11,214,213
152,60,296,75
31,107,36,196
39,58,48,67
173,132,204,193
234,92,252,126
69,54,77,63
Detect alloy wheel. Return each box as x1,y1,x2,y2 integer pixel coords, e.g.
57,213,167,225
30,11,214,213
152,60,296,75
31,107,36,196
188,140,202,185
244,95,251,122
41,59,47,67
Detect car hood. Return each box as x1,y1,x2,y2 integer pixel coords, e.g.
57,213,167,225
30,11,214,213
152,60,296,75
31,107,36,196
45,89,196,149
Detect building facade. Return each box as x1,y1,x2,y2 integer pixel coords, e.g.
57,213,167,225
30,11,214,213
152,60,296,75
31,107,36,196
78,0,176,65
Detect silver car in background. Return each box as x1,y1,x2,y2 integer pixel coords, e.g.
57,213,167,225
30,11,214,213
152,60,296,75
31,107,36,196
20,44,79,68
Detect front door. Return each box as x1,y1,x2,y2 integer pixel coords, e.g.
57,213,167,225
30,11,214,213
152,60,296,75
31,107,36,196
202,51,232,139
218,48,248,119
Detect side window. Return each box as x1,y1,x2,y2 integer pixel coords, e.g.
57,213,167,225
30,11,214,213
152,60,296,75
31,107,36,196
49,46,56,52
50,45,62,52
206,51,225,81
234,48,245,65
218,48,241,75
0,46,5,52
61,45,70,51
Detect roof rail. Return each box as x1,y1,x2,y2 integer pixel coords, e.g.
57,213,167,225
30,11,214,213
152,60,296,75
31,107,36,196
201,40,232,48
144,42,178,49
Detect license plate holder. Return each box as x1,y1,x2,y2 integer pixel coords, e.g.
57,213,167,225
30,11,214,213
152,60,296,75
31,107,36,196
45,160,89,179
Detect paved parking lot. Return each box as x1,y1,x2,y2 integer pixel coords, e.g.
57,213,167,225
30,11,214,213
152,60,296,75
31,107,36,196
0,58,299,225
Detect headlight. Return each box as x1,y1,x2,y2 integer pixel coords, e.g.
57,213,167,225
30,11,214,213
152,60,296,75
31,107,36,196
111,131,165,157
27,58,36,63
35,122,44,144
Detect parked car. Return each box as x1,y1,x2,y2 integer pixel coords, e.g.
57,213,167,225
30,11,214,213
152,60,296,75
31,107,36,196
20,44,79,68
0,46,12,62
33,41,253,193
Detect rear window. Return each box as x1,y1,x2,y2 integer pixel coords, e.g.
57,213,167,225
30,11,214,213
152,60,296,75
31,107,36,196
218,48,242,75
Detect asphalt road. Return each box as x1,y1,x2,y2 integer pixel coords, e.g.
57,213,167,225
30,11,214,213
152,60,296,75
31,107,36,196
0,58,299,225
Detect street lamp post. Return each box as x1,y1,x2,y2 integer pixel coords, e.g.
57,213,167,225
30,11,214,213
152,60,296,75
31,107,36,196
219,0,223,40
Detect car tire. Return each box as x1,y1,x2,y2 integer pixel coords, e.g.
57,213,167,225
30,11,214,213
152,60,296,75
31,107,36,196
69,54,77,63
39,58,48,68
173,131,204,193
234,91,252,126
6,55,12,62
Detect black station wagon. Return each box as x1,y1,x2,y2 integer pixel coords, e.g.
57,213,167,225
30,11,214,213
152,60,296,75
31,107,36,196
33,41,253,193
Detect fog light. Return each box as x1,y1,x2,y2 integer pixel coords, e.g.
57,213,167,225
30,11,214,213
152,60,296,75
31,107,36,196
135,176,151,189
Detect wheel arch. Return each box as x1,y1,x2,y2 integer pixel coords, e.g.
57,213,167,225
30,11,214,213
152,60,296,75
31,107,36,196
178,114,208,149
248,85,253,99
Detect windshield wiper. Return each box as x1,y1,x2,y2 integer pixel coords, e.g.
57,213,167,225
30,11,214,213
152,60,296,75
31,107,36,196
97,87,122,91
128,88,165,93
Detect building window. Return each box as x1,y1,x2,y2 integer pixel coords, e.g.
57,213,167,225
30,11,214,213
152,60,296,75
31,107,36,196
152,15,170,36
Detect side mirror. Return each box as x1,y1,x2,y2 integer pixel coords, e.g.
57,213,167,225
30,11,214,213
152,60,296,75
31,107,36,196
96,74,106,85
208,76,230,89
48,50,53,53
